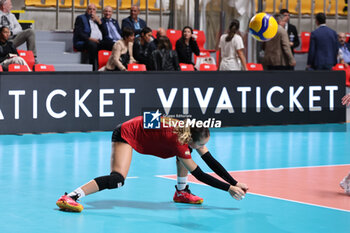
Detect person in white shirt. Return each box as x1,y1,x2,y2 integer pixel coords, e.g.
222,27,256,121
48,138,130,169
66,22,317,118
218,19,247,71
0,0,37,62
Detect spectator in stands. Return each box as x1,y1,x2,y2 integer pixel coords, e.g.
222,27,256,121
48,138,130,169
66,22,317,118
133,27,156,70
307,13,338,70
152,36,180,71
263,14,296,70
73,4,106,71
100,27,136,71
337,32,350,66
153,27,167,47
121,5,146,38
0,26,30,71
101,6,122,51
0,0,37,63
176,26,200,66
218,19,247,71
280,9,299,57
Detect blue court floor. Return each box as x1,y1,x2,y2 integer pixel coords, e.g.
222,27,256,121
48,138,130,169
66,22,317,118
0,123,350,233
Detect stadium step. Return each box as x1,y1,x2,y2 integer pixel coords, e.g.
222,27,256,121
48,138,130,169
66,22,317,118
36,41,66,54
37,52,82,64
52,64,93,71
16,30,94,71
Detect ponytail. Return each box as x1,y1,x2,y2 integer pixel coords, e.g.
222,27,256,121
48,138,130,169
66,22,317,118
226,19,240,42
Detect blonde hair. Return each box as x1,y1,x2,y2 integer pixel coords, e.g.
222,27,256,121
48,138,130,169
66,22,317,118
161,117,192,145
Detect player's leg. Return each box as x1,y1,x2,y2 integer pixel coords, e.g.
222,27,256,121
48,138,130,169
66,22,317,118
57,141,133,212
173,157,203,204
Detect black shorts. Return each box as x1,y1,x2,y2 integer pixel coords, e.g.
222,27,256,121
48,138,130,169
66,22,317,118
111,124,128,144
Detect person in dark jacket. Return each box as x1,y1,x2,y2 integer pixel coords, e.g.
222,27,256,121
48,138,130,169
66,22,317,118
101,5,122,51
280,9,300,56
152,36,180,71
307,13,338,70
121,5,147,37
133,27,156,70
175,26,200,65
73,4,107,70
0,26,30,71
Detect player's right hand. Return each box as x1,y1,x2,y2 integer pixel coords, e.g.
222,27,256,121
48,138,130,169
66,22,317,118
342,93,350,106
228,185,245,200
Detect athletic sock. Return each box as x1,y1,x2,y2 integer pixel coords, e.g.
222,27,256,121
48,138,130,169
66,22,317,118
68,187,85,200
177,176,188,190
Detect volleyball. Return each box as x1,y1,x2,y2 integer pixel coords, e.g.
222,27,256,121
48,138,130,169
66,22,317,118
249,12,278,41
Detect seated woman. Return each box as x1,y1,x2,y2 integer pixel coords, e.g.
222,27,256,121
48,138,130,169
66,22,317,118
100,27,136,71
152,36,180,71
175,26,200,65
0,26,31,71
133,27,157,70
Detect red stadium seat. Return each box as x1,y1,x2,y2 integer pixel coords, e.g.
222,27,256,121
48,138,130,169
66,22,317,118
179,63,195,71
17,50,35,70
346,33,350,43
216,50,220,65
128,63,147,71
166,29,182,50
98,50,111,69
34,64,55,72
294,32,310,54
247,63,264,71
332,64,350,86
193,29,206,51
199,63,217,71
152,29,157,39
8,64,30,72
0,65,3,72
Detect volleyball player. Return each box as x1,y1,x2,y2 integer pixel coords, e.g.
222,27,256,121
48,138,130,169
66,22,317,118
56,116,248,212
341,93,350,195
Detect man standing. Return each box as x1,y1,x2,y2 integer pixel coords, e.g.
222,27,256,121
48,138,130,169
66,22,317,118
73,4,106,70
307,13,338,70
121,5,146,37
263,14,296,70
280,9,299,56
101,6,122,51
0,0,37,62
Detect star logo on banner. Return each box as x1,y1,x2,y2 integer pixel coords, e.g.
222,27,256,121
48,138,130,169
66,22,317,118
150,109,162,122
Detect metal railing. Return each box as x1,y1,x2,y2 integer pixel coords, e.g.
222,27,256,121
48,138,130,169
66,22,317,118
257,0,350,33
53,0,165,30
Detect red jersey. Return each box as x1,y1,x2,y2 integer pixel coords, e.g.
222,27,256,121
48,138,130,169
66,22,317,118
120,116,192,159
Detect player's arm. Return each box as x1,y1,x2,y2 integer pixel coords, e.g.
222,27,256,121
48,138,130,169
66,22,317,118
178,156,245,200
196,146,248,193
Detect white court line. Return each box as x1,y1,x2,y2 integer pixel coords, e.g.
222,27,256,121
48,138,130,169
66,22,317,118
127,177,138,179
155,164,350,213
247,192,350,213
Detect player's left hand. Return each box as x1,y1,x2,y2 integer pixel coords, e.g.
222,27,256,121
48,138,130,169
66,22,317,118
236,182,249,193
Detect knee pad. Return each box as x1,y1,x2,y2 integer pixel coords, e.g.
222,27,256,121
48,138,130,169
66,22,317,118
108,171,125,189
94,171,125,191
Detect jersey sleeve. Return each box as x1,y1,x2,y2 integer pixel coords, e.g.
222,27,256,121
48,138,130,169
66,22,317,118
176,144,192,159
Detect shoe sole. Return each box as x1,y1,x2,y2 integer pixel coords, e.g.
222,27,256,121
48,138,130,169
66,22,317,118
56,200,83,212
174,199,203,204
